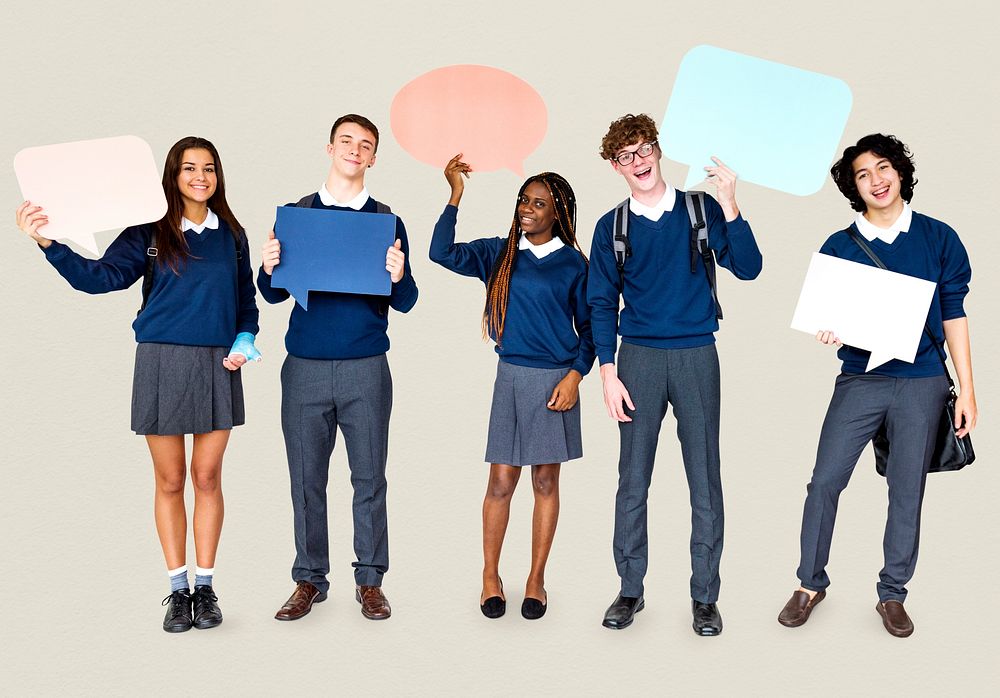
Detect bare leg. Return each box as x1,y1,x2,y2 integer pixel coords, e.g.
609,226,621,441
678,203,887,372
526,463,560,601
482,463,521,603
190,429,231,570
146,435,188,570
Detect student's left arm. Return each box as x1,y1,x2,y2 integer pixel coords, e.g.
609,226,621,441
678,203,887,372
224,231,262,371
704,157,762,280
387,216,418,312
940,225,975,437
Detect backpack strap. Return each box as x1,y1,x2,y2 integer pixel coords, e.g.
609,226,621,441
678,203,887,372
138,227,158,316
612,199,631,288
298,192,392,216
295,193,318,208
684,191,723,320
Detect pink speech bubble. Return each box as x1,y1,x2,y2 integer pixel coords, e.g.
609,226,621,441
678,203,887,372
14,135,166,254
390,65,547,177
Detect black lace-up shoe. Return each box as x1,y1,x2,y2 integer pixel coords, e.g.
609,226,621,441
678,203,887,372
692,600,723,636
162,589,193,633
192,585,223,629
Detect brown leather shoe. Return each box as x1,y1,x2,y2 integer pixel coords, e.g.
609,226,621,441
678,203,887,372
777,589,826,627
274,581,327,621
356,585,391,620
876,600,914,637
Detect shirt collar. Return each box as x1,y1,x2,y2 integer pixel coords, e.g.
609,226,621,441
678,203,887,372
318,184,369,210
518,235,565,259
181,208,219,234
855,203,912,244
628,183,676,221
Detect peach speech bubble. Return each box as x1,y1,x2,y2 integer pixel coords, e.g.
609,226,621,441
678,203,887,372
390,65,547,177
14,135,166,254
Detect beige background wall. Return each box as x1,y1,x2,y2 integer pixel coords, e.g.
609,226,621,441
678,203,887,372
2,0,996,695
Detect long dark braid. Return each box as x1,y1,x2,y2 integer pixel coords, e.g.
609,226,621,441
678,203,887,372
483,172,585,343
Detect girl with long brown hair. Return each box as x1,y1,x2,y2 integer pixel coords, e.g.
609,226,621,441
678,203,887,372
430,154,595,620
15,136,259,633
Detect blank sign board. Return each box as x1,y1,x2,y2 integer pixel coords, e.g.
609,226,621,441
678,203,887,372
14,135,167,254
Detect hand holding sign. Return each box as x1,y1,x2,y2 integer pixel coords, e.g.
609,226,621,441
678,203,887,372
14,136,166,253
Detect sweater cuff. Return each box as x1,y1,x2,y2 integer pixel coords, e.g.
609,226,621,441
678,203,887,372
572,359,593,377
42,240,70,260
725,213,748,230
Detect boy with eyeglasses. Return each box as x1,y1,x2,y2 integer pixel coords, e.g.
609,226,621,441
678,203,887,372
587,113,762,634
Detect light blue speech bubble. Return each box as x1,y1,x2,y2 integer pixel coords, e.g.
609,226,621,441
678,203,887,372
661,45,853,195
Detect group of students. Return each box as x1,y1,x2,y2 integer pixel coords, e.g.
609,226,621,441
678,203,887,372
15,112,976,639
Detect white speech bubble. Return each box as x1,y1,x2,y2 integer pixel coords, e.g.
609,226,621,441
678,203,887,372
14,135,167,254
791,253,936,372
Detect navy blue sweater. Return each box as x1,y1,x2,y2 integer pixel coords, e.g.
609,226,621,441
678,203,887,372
257,195,418,360
587,190,762,364
429,205,595,376
820,212,971,377
42,220,259,347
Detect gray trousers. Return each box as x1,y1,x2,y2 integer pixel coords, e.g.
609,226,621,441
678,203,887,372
614,342,723,602
797,373,948,601
280,353,392,591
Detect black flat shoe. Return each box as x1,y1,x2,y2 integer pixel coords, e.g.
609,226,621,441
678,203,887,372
521,593,547,620
692,600,723,636
192,585,223,630
602,593,644,629
162,589,193,633
480,578,505,619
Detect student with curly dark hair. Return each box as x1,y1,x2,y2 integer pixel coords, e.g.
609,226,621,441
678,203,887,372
430,154,595,620
830,133,918,212
778,133,976,638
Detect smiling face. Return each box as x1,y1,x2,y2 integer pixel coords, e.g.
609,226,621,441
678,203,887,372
517,181,556,242
852,150,903,214
327,121,377,180
175,148,217,208
611,139,665,200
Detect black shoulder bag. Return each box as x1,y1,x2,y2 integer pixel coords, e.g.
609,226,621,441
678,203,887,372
846,228,975,474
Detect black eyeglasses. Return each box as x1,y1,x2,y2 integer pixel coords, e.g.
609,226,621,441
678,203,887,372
612,141,657,166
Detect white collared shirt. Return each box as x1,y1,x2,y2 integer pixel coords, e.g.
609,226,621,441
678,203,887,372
855,203,912,244
628,184,676,222
181,208,219,234
318,184,369,210
518,235,565,259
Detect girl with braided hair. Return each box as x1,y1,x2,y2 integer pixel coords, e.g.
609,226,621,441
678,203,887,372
430,154,595,621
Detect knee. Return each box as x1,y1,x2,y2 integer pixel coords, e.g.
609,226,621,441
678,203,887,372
807,469,849,495
156,471,186,496
191,466,221,494
531,472,558,498
485,476,517,501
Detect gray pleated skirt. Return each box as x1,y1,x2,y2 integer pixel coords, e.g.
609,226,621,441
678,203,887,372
484,360,583,467
131,343,245,435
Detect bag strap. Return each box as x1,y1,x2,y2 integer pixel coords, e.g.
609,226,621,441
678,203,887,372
685,191,723,320
138,228,158,316
845,227,955,390
611,199,631,288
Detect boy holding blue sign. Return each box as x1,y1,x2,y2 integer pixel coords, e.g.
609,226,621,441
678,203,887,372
258,114,418,622
588,113,762,635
